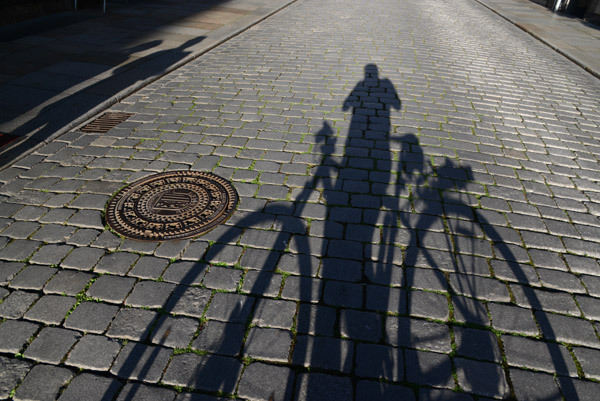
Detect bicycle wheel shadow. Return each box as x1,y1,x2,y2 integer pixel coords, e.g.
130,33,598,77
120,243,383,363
109,63,581,401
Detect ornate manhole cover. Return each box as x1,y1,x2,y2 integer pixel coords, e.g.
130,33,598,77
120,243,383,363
106,171,238,241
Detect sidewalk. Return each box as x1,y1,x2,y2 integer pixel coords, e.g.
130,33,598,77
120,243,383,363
476,0,600,78
0,0,296,166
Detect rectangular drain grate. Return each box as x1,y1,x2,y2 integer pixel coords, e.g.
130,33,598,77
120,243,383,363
81,112,134,133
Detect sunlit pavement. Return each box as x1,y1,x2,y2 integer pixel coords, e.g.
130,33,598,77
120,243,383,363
0,0,599,400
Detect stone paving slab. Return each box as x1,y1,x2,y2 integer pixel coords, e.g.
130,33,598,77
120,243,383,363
0,0,600,400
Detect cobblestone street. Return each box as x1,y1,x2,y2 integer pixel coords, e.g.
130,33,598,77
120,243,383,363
1,0,600,399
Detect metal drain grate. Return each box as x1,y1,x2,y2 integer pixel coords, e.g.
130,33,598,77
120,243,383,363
81,112,134,133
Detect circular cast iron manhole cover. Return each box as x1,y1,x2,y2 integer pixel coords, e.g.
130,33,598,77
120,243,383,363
106,171,238,241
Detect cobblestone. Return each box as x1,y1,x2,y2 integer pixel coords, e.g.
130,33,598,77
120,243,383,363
0,0,599,398
24,327,81,364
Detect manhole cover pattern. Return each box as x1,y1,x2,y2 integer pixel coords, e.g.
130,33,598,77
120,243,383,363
106,171,238,241
81,112,134,133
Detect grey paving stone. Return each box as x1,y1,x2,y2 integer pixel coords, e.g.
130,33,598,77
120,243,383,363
502,335,578,376
241,270,282,297
449,273,511,302
24,327,81,364
238,362,294,401
165,286,212,318
0,320,40,353
277,253,319,276
576,295,600,321
192,320,245,356
0,240,41,261
573,346,600,380
538,267,587,293
69,194,109,210
125,280,174,308
281,276,323,302
564,254,600,275
58,373,122,401
203,266,242,291
581,274,600,297
296,303,336,336
61,247,105,271
239,229,290,251
557,377,600,401
323,280,363,308
13,364,74,401
67,228,100,246
68,209,104,229
44,270,94,296
0,356,32,399
294,373,353,401
0,290,39,318
106,307,158,341
150,315,199,348
29,244,73,265
418,388,473,401
356,381,415,401
355,343,403,381
9,265,57,290
292,335,353,373
405,349,454,388
162,353,243,394
91,230,122,251
181,241,209,261
128,256,169,279
115,383,176,401
340,309,382,341
94,252,139,275
154,239,190,259
11,205,48,221
65,334,123,371
320,258,362,282
64,301,120,333
174,393,229,401
204,243,244,264
454,327,502,362
30,224,76,243
407,289,449,320
385,316,451,352
162,261,207,285
252,299,296,329
38,208,75,224
454,358,510,398
24,294,76,324
205,292,255,323
535,310,600,348
110,342,171,383
87,275,136,303
511,284,581,315
509,368,562,401
488,302,539,335
0,262,24,285
244,327,293,362
1,221,39,239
